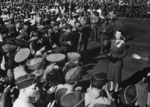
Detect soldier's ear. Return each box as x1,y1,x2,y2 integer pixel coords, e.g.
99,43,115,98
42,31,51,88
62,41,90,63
20,88,26,93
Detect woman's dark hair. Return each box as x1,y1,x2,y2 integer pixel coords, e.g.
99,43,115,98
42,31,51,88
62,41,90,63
116,29,124,36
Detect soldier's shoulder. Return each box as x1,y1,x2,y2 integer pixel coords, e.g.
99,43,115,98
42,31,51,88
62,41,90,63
92,97,111,107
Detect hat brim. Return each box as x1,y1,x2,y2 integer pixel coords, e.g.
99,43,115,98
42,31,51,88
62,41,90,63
119,85,138,106
14,48,30,63
16,74,37,89
61,92,85,107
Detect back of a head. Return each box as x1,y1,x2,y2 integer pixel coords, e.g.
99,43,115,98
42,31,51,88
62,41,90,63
65,67,81,85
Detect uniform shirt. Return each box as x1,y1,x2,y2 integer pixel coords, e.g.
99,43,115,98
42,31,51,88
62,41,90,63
59,32,73,52
100,23,113,40
85,92,111,107
13,98,35,107
13,94,35,107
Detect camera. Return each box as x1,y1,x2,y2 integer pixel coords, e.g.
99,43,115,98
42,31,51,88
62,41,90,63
0,77,15,93
43,81,57,91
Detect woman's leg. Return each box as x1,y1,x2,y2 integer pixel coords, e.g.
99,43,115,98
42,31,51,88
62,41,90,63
115,83,119,92
147,92,150,106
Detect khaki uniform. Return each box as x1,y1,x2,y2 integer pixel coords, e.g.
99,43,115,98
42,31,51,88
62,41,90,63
13,94,35,107
85,89,111,107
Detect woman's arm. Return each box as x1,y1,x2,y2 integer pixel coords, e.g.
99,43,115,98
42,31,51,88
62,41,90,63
140,56,150,63
118,43,127,59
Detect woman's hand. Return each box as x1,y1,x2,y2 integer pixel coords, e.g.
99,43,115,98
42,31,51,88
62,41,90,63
132,54,141,60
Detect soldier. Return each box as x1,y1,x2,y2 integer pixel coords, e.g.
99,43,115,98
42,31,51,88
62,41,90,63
71,21,81,52
14,19,22,38
13,66,40,107
100,18,113,54
79,17,91,52
1,39,17,84
0,26,8,43
16,20,31,41
55,66,82,106
13,48,41,107
50,23,60,48
91,11,99,42
85,72,112,107
59,24,73,54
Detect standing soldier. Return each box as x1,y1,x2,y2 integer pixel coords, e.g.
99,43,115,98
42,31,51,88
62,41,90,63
91,11,99,42
100,18,113,55
80,17,91,52
59,24,73,54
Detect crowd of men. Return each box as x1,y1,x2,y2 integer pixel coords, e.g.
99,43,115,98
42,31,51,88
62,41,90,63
0,0,149,107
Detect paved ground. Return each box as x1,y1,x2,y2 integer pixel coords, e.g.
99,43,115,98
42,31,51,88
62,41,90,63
79,18,150,107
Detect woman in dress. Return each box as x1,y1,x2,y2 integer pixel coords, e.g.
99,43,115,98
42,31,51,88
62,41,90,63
107,30,127,92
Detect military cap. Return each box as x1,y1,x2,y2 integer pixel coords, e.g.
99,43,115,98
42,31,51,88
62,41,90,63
2,39,17,53
26,57,44,71
91,72,107,89
46,53,66,63
14,65,37,89
14,48,30,63
65,66,81,84
119,85,138,106
60,92,85,107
